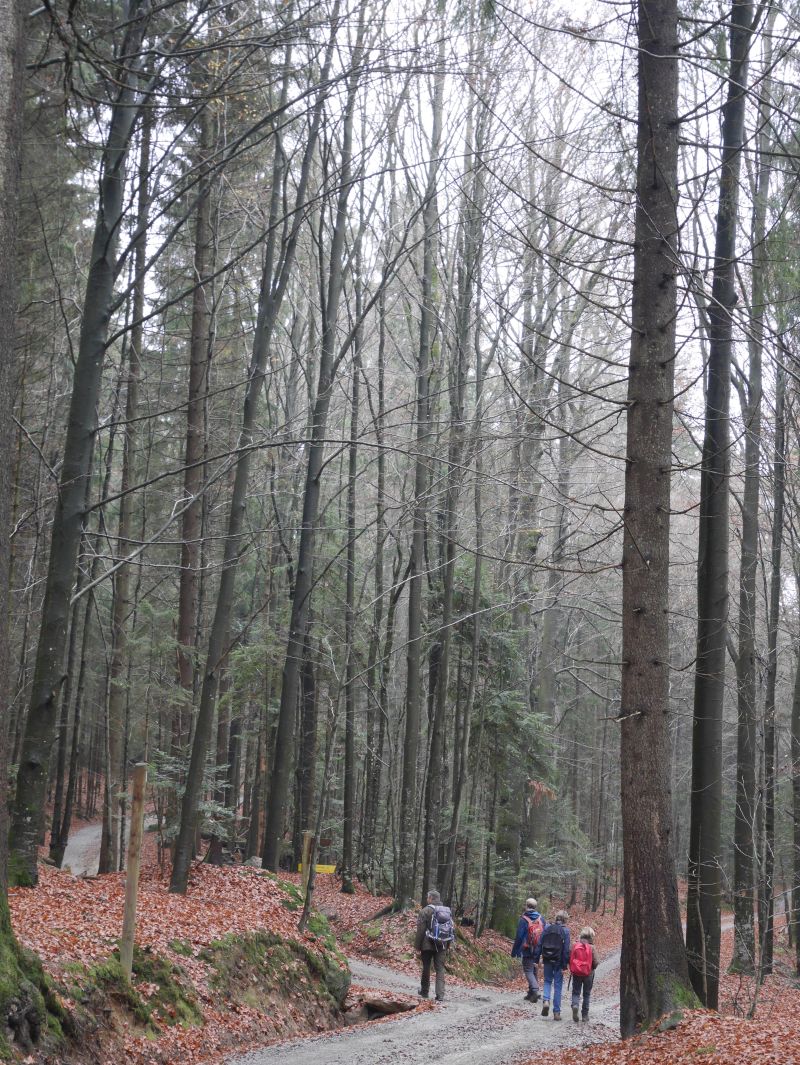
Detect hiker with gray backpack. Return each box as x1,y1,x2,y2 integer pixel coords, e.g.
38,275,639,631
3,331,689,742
415,889,455,1002
510,897,545,1002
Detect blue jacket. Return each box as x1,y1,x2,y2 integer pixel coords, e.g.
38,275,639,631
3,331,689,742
511,909,545,958
540,921,571,970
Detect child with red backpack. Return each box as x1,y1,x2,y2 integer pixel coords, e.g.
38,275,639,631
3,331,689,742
510,897,545,1002
569,926,599,1022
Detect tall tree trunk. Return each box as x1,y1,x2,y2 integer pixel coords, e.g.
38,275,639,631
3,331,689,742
341,337,362,894
760,363,785,978
294,626,317,854
100,109,152,874
176,102,214,716
398,27,445,906
441,250,485,903
687,0,753,1008
49,521,93,864
731,14,773,973
619,0,693,1036
792,560,800,977
0,0,52,1042
362,288,387,878
9,1,149,885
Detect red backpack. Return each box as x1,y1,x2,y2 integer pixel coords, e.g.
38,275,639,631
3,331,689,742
569,941,593,978
523,915,545,951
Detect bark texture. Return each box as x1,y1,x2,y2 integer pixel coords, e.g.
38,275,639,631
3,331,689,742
619,0,693,1037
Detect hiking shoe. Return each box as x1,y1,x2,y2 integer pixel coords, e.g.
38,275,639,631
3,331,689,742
553,1012,561,1021
418,989,428,999
524,992,535,1002
435,996,444,1003
582,1015,589,1022
541,1003,549,1017
572,1006,579,1022
531,990,539,1003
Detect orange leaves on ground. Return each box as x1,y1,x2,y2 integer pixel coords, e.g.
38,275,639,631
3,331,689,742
10,860,319,969
534,1009,800,1065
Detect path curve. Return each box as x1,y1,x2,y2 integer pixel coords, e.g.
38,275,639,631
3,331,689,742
228,955,620,1065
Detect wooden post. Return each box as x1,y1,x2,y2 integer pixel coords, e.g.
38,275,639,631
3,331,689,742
301,829,313,898
120,762,147,979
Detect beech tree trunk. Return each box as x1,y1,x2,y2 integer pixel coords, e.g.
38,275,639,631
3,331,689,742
731,16,773,972
619,0,693,1036
687,0,753,1009
760,364,785,977
398,28,445,906
341,336,362,893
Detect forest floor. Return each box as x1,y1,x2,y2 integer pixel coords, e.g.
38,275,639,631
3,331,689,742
8,825,800,1065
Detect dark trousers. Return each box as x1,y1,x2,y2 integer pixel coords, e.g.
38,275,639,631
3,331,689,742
420,948,446,1000
571,972,594,1017
522,955,539,993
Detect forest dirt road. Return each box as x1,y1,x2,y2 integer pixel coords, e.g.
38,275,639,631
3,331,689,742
61,817,156,876
61,819,104,877
228,953,620,1065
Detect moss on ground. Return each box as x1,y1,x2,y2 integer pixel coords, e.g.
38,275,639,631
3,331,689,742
62,946,201,1035
202,929,350,1011
0,896,67,1060
256,870,304,910
168,939,194,958
446,928,518,984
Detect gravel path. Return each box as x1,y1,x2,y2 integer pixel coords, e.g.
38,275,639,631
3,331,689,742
61,820,104,877
61,817,155,876
227,954,620,1065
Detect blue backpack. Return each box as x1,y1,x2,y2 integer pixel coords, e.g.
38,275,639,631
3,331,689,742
426,905,455,947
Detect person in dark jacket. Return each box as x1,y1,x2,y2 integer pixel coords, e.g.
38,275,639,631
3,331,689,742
570,926,599,1021
414,889,449,1002
540,910,570,1020
510,897,545,1002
